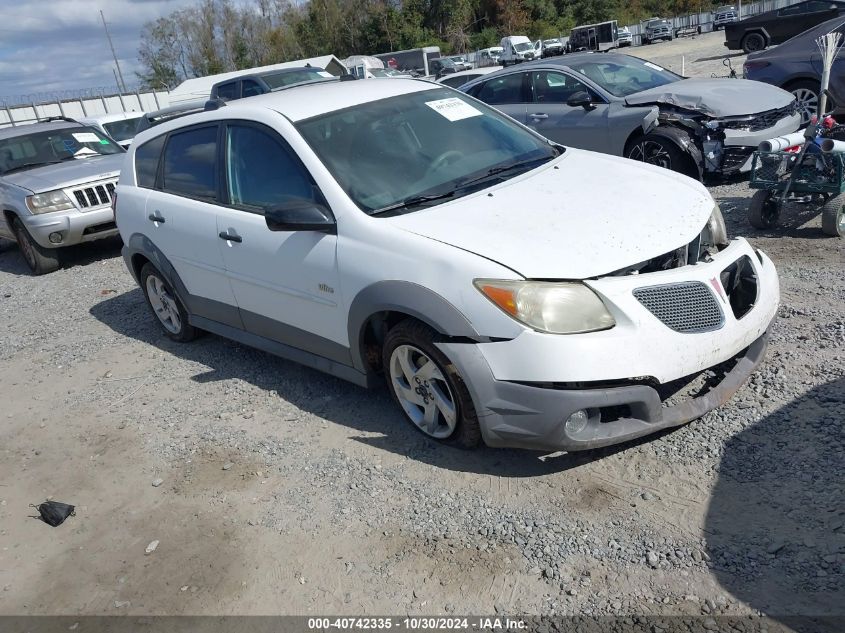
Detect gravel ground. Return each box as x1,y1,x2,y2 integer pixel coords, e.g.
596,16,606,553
0,32,842,628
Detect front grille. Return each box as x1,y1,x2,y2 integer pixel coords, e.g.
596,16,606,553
71,180,117,210
720,102,797,132
633,281,724,333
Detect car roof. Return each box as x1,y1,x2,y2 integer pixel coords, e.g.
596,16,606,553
78,112,144,124
214,66,324,84
436,67,499,83
0,120,83,140
133,78,442,142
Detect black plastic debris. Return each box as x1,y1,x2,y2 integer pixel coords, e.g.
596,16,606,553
31,501,75,527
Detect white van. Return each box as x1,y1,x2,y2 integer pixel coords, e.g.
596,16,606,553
499,36,536,66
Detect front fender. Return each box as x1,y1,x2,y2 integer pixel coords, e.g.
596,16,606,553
347,281,484,374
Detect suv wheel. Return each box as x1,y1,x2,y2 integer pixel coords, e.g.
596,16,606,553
11,217,60,275
383,320,480,448
140,263,197,341
742,32,766,54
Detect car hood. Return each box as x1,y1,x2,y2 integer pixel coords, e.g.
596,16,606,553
388,149,714,280
2,154,124,194
625,78,795,117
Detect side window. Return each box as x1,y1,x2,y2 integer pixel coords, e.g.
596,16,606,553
531,71,593,104
475,72,527,105
216,82,239,100
161,126,218,201
225,124,314,212
134,134,166,189
242,80,263,98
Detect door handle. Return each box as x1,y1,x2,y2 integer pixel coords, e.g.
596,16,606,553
529,113,549,119
218,231,242,243
148,212,165,223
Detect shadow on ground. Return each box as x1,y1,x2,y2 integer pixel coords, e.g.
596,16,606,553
705,378,844,632
89,288,674,478
0,236,123,275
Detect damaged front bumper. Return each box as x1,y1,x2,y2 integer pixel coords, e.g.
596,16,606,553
436,239,779,452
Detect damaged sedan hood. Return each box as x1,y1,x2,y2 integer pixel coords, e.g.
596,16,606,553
388,149,714,280
624,78,794,117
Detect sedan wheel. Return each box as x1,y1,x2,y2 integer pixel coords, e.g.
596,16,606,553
628,139,673,170
790,84,820,126
389,344,457,439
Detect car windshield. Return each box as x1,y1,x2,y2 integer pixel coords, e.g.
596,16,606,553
0,126,123,174
264,68,331,89
544,39,559,45
513,42,533,52
566,56,682,97
296,88,559,215
648,19,669,26
103,117,142,142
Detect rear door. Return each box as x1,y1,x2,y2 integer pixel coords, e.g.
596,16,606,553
467,71,529,124
526,70,610,150
144,123,240,324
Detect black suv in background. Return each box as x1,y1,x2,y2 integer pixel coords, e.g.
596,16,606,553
725,0,845,53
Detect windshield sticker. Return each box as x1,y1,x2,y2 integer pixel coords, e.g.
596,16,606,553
643,62,665,72
317,71,333,78
62,139,77,153
425,97,482,122
73,147,98,157
72,132,101,143
99,139,111,145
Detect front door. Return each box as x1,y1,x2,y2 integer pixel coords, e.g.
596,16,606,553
215,121,347,362
526,70,610,151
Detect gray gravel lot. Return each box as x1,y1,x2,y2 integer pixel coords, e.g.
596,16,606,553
0,32,842,625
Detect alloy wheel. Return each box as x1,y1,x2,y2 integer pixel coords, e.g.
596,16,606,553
388,344,457,439
792,87,819,125
145,274,182,334
628,141,672,169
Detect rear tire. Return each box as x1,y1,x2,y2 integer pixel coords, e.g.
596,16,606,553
786,79,826,126
139,263,198,342
382,319,481,449
742,32,766,54
821,192,845,237
11,217,60,275
748,190,781,229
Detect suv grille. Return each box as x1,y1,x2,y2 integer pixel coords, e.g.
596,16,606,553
721,102,797,132
72,180,116,210
633,281,724,333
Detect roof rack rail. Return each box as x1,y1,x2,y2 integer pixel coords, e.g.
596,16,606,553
38,116,78,124
204,98,227,111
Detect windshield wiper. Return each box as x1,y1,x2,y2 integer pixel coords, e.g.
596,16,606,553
369,191,457,216
455,155,555,190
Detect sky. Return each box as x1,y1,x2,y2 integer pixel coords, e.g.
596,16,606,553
0,0,211,103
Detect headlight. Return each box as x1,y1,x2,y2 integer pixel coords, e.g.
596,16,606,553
474,279,616,334
703,204,729,249
26,190,74,214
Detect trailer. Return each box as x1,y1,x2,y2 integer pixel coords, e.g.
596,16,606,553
374,46,441,78
568,20,619,52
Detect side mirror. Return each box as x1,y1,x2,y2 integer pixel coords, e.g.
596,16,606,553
265,199,336,234
567,91,596,110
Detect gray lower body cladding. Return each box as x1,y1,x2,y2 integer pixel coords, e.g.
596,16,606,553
437,330,770,452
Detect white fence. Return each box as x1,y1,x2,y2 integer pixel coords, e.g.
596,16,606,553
0,91,171,129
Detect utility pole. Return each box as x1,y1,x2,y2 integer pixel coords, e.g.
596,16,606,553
100,10,127,93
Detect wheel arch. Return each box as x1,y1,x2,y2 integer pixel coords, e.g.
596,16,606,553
625,126,703,180
347,281,484,376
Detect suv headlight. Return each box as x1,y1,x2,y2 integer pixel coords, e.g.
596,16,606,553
474,280,616,334
26,190,74,214
703,204,729,249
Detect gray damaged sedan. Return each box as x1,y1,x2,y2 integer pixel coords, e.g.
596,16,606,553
460,53,801,179
0,120,125,274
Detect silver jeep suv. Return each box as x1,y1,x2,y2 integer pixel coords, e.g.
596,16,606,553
0,120,125,274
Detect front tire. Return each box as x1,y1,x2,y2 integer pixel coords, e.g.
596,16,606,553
11,217,60,275
821,192,845,236
383,320,480,449
748,190,781,229
787,79,826,126
139,263,197,342
625,133,694,176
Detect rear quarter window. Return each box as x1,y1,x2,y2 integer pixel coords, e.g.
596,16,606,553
134,135,166,189
161,126,218,201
